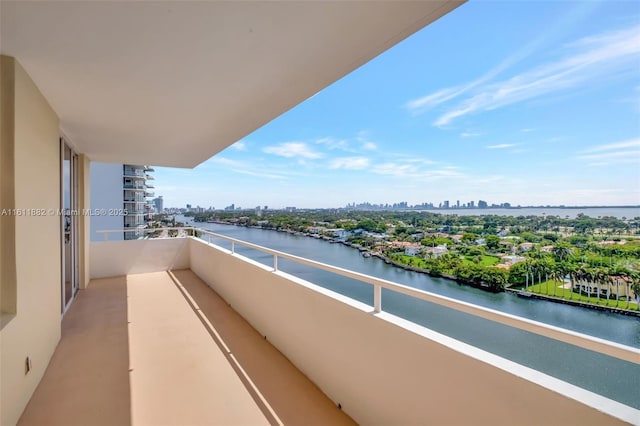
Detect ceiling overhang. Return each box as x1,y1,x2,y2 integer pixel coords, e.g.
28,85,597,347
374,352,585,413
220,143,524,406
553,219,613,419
1,1,465,167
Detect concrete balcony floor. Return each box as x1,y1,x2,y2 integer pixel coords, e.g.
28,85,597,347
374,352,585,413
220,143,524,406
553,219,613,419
18,269,355,426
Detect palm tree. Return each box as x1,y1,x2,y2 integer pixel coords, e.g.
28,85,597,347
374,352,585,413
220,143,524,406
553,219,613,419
594,267,607,305
524,258,534,292
576,266,588,302
552,243,573,263
553,262,570,299
628,271,640,310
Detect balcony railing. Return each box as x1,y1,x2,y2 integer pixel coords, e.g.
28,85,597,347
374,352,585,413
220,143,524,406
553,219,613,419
91,227,640,424
123,184,145,190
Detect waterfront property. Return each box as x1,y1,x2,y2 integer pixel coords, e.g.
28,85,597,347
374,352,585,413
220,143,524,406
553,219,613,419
1,2,639,426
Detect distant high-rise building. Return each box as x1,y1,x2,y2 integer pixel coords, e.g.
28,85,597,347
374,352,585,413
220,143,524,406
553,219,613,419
469,201,475,208
478,200,488,208
153,196,164,214
443,200,450,209
456,200,460,208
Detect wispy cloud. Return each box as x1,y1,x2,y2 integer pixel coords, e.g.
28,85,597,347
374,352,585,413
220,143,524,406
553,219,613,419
356,131,378,151
316,133,378,152
460,132,481,138
485,143,517,149
407,24,640,126
316,137,351,151
263,142,323,159
583,138,640,153
329,157,370,170
230,141,247,151
371,162,463,181
578,138,640,165
231,169,286,179
207,156,289,179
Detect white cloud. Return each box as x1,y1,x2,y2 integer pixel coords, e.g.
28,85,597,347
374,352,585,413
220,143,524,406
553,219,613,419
583,138,640,153
578,138,640,166
372,162,417,177
329,157,370,170
362,141,378,151
579,149,640,162
408,24,640,126
316,137,351,151
207,156,290,179
231,169,286,179
263,142,323,159
230,141,247,151
485,143,516,149
371,162,463,181
460,132,481,138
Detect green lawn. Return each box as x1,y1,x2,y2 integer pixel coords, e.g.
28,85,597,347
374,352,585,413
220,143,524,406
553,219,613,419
462,255,500,267
394,254,429,269
526,281,639,311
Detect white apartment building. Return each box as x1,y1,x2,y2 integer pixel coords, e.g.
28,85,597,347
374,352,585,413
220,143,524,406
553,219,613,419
90,163,154,241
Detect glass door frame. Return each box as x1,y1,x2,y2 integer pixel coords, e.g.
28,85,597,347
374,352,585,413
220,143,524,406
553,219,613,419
61,138,79,315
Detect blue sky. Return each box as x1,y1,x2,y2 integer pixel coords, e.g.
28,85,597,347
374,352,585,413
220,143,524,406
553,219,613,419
156,1,640,209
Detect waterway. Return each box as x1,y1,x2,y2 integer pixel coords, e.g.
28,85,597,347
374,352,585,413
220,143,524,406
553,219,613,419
186,219,640,409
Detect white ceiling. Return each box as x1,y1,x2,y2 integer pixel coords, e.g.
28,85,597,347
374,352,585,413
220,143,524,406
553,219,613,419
1,1,464,168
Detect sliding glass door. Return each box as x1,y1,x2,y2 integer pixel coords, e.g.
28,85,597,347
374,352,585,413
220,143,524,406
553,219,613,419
61,140,78,314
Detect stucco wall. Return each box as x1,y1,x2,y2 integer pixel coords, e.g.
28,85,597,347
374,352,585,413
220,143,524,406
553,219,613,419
90,239,190,279
0,56,61,426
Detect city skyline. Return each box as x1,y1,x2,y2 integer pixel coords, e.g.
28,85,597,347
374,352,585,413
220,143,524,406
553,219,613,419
155,1,640,209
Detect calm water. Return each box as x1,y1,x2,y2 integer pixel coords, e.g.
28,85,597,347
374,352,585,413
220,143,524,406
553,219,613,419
188,219,640,409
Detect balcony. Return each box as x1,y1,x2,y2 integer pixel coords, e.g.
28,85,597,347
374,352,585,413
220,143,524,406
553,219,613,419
18,269,353,426
18,231,640,425
123,184,146,191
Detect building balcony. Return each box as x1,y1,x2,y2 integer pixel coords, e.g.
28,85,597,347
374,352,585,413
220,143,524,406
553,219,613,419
17,232,640,425
123,184,146,190
18,268,354,426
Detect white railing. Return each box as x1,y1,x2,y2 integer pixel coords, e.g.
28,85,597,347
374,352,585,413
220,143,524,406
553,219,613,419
95,226,639,363
96,227,195,241
194,228,639,363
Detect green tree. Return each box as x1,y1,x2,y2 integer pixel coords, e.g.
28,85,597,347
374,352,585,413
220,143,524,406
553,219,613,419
485,235,501,251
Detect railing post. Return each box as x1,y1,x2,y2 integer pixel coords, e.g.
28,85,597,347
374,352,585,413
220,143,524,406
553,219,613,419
273,255,278,271
374,285,382,313
231,241,235,254
207,234,211,244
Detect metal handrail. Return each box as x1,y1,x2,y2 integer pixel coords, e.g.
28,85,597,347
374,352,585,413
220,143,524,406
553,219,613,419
95,226,639,363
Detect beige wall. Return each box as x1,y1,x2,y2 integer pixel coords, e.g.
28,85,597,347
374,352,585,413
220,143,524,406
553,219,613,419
90,239,190,279
1,56,17,320
0,56,62,426
78,154,90,289
189,238,630,425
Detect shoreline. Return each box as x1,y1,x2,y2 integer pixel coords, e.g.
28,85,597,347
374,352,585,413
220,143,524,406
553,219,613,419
198,220,639,316
504,289,640,317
